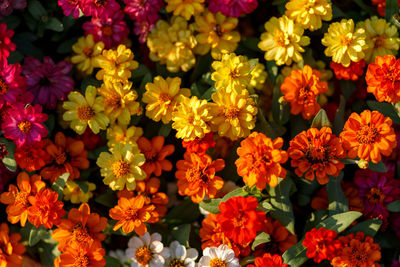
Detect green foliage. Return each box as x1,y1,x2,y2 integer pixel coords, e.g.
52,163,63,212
251,232,271,250
387,200,400,212
368,161,388,173
104,256,121,267
346,219,382,237
1,137,17,172
326,173,349,216
51,173,70,200
311,109,331,129
171,224,191,247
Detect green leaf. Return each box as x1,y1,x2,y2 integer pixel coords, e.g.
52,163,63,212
251,232,271,250
27,0,47,20
45,17,64,32
272,85,290,125
104,256,121,267
1,15,21,29
326,173,348,216
29,226,50,246
51,173,70,200
38,240,60,267
57,37,78,54
387,200,400,212
95,189,117,208
190,83,202,98
199,198,221,214
44,114,55,135
346,219,382,237
221,187,247,203
367,100,400,124
368,161,387,173
75,180,89,193
333,95,346,136
311,109,331,129
386,0,399,22
158,123,172,137
1,138,17,172
165,199,201,225
171,224,191,247
88,145,108,160
304,209,329,234
294,178,320,207
201,86,216,101
239,256,256,266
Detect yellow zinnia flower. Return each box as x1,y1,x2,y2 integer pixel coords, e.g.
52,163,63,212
63,181,96,204
211,53,251,94
107,123,143,148
249,63,268,92
285,0,332,31
172,96,212,141
357,16,400,63
193,10,240,59
321,19,368,67
258,15,310,66
98,77,142,125
63,86,110,134
165,0,204,20
71,34,104,75
142,76,191,124
95,44,139,81
209,88,257,141
96,143,146,191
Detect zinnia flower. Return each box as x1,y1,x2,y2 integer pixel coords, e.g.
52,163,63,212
63,180,96,204
106,124,143,148
81,0,120,17
176,152,225,203
330,60,366,81
0,60,26,109
235,132,287,190
0,23,15,59
22,56,74,109
208,0,257,17
58,0,83,18
303,227,341,263
0,0,26,18
182,132,216,156
340,110,397,163
1,103,48,147
14,139,51,172
71,34,105,76
280,65,328,120
321,19,368,67
285,0,332,31
165,0,204,20
56,242,106,267
0,223,25,267
165,241,198,267
247,253,288,267
249,63,268,92
123,0,163,23
198,245,240,267
258,16,310,66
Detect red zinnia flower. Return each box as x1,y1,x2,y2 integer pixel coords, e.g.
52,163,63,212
330,60,366,81
0,23,15,59
303,227,341,263
14,139,51,172
182,132,216,156
248,253,288,267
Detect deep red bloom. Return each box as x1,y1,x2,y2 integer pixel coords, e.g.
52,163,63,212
182,132,216,156
303,227,341,263
75,128,105,150
58,0,83,18
208,0,258,17
14,139,52,172
0,60,26,109
0,23,15,59
248,253,288,267
81,0,120,18
330,60,366,81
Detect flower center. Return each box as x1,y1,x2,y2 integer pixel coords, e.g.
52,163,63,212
83,46,93,57
74,254,90,267
55,152,67,165
18,121,32,134
223,106,240,120
0,78,8,95
105,95,121,109
95,0,107,7
305,143,330,164
366,187,385,204
15,191,30,208
209,258,227,267
341,35,353,46
72,223,91,243
102,26,113,37
159,93,172,103
214,25,223,37
357,125,379,144
275,32,289,47
350,247,368,264
186,167,201,182
39,77,52,87
298,86,313,101
135,246,153,266
77,106,95,121
111,161,130,178
169,259,186,267
229,68,241,79
232,214,246,228
374,35,385,47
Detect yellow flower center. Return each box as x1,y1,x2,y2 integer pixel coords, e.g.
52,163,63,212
77,106,95,121
135,246,153,266
210,258,227,267
366,187,385,204
275,31,289,47
341,36,353,46
72,223,90,243
357,125,379,144
17,121,32,134
105,95,121,109
374,35,385,47
229,68,241,79
0,78,8,95
169,259,186,267
74,254,90,267
223,106,240,119
305,143,330,164
232,214,246,228
214,25,223,37
82,46,93,57
15,191,30,208
186,167,201,182
159,93,172,103
111,160,130,178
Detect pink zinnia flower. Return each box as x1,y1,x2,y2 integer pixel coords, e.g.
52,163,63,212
22,56,74,110
123,0,162,23
0,23,15,59
58,0,84,18
133,20,155,43
1,103,48,147
0,0,27,19
83,9,129,48
81,0,120,18
0,60,26,109
208,0,258,17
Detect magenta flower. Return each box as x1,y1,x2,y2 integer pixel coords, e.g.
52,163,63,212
123,0,162,23
58,0,84,18
0,23,15,60
134,20,155,44
82,9,129,48
390,213,400,239
81,0,120,18
0,60,26,109
208,0,258,17
0,0,26,19
22,56,74,110
1,103,48,147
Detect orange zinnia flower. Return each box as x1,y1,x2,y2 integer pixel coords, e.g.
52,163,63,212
27,188,66,229
55,242,106,267
330,60,366,81
303,227,341,263
109,195,156,235
52,203,108,252
14,139,52,172
0,223,26,267
175,152,225,203
247,253,288,267
235,132,287,190
340,110,397,163
40,132,90,183
288,127,346,185
366,55,400,103
280,65,328,120
331,232,381,267
0,172,45,226
137,136,174,178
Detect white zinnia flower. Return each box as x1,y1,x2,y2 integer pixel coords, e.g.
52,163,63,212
126,232,170,267
109,249,129,265
198,245,240,267
165,240,198,267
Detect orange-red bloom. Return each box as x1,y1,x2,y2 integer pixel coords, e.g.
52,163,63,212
52,203,108,252
55,242,106,267
330,60,366,81
235,132,287,190
176,152,225,203
281,65,328,120
217,196,266,245
288,127,346,185
182,132,216,156
303,227,341,263
340,110,397,163
137,136,174,178
366,55,400,103
41,132,90,183
109,195,156,235
27,188,66,229
0,172,45,226
0,223,25,267
247,253,288,267
14,140,52,172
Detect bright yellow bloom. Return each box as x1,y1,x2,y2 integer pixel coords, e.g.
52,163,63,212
258,15,310,66
95,44,139,81
285,0,332,31
165,0,204,20
249,63,268,92
209,88,257,141
63,181,96,204
107,124,143,148
147,16,197,72
71,34,104,75
98,77,142,125
357,16,400,63
142,76,191,124
96,143,146,191
63,86,110,134
172,96,212,141
193,10,240,59
321,19,368,67
211,53,251,94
